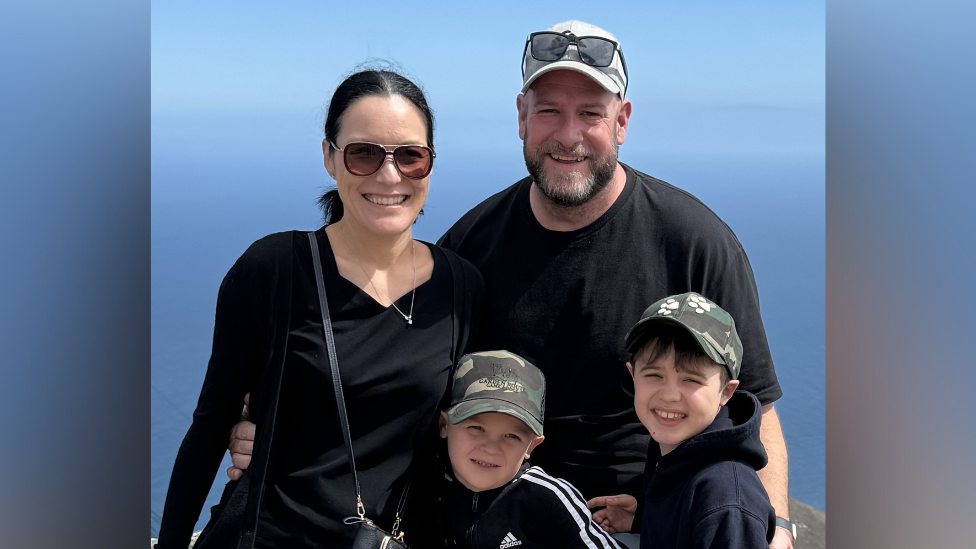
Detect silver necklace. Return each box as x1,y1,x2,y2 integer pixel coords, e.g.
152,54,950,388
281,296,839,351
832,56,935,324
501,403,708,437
340,225,417,325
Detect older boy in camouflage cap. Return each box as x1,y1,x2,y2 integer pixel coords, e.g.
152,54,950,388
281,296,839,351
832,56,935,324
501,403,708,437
438,351,622,549
590,293,777,549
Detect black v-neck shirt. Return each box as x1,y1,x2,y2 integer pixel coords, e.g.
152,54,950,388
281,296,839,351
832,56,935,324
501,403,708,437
256,230,455,548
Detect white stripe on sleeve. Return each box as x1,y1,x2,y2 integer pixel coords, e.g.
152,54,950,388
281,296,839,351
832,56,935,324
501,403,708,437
521,468,623,549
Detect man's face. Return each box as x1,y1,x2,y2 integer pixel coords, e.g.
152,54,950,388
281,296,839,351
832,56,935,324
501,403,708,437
627,346,738,455
440,411,544,492
518,70,631,207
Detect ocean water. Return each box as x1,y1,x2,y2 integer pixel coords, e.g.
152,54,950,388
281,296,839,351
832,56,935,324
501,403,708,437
151,150,824,536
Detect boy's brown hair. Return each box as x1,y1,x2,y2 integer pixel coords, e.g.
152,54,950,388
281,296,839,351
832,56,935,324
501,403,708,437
631,324,729,385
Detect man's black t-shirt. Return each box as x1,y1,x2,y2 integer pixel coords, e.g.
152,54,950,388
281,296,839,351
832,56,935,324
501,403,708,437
437,163,781,500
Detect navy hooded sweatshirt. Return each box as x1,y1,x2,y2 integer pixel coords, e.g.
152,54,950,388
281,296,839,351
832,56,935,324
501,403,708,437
640,391,776,549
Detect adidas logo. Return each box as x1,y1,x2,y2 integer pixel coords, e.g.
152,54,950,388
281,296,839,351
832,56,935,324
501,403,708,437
500,532,522,548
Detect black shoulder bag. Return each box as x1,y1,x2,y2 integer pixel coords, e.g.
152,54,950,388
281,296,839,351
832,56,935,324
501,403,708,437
307,232,411,549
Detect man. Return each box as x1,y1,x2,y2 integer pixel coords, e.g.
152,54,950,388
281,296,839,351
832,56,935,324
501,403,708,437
435,20,794,549
230,20,795,549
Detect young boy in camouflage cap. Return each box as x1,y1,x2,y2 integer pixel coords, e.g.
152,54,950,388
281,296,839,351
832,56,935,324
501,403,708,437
589,293,776,548
437,350,622,549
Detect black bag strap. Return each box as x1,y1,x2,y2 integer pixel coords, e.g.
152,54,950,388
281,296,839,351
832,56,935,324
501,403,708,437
307,231,410,525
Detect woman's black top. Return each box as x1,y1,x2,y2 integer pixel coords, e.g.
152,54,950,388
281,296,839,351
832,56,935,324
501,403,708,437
256,231,455,547
155,229,482,549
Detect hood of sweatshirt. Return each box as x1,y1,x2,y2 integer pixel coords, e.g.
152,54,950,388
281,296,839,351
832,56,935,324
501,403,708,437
646,390,767,498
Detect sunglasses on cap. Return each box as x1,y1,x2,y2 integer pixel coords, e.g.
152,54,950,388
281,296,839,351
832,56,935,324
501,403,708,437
522,31,628,74
329,141,435,180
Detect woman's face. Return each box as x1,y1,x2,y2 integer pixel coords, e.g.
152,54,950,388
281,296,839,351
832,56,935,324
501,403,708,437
324,95,431,237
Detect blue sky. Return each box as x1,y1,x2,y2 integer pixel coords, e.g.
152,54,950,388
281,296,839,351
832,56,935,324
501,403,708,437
152,1,824,163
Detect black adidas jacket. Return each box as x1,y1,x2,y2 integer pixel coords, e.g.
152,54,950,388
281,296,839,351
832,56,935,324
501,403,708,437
439,463,622,549
641,391,776,548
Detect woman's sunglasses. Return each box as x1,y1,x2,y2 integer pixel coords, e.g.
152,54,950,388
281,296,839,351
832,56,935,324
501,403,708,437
523,31,625,69
329,141,435,180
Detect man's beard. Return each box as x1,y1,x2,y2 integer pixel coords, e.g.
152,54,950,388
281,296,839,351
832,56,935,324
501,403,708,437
523,134,618,208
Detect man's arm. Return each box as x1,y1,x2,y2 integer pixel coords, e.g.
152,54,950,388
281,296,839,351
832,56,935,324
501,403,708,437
759,404,793,549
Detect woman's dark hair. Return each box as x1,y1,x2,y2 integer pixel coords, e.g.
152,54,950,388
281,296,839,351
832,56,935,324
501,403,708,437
318,67,435,224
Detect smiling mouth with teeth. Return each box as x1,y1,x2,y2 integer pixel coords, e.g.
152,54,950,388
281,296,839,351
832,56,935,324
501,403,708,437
549,153,586,163
654,410,687,420
471,458,500,468
364,194,408,206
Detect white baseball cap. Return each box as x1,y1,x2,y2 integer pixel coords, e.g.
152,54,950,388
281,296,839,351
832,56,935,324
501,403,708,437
521,20,629,99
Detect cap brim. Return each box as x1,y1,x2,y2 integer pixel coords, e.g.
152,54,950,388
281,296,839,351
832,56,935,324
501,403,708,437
446,398,544,436
522,60,621,96
624,316,728,370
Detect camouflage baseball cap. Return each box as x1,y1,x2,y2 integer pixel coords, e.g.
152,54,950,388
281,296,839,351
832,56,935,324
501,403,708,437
623,293,743,380
445,351,546,436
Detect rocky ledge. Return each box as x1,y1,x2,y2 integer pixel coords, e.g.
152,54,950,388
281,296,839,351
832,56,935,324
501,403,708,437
790,497,826,549
151,497,825,548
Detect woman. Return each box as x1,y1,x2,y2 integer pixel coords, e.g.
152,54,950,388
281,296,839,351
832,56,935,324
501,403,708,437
156,69,483,549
